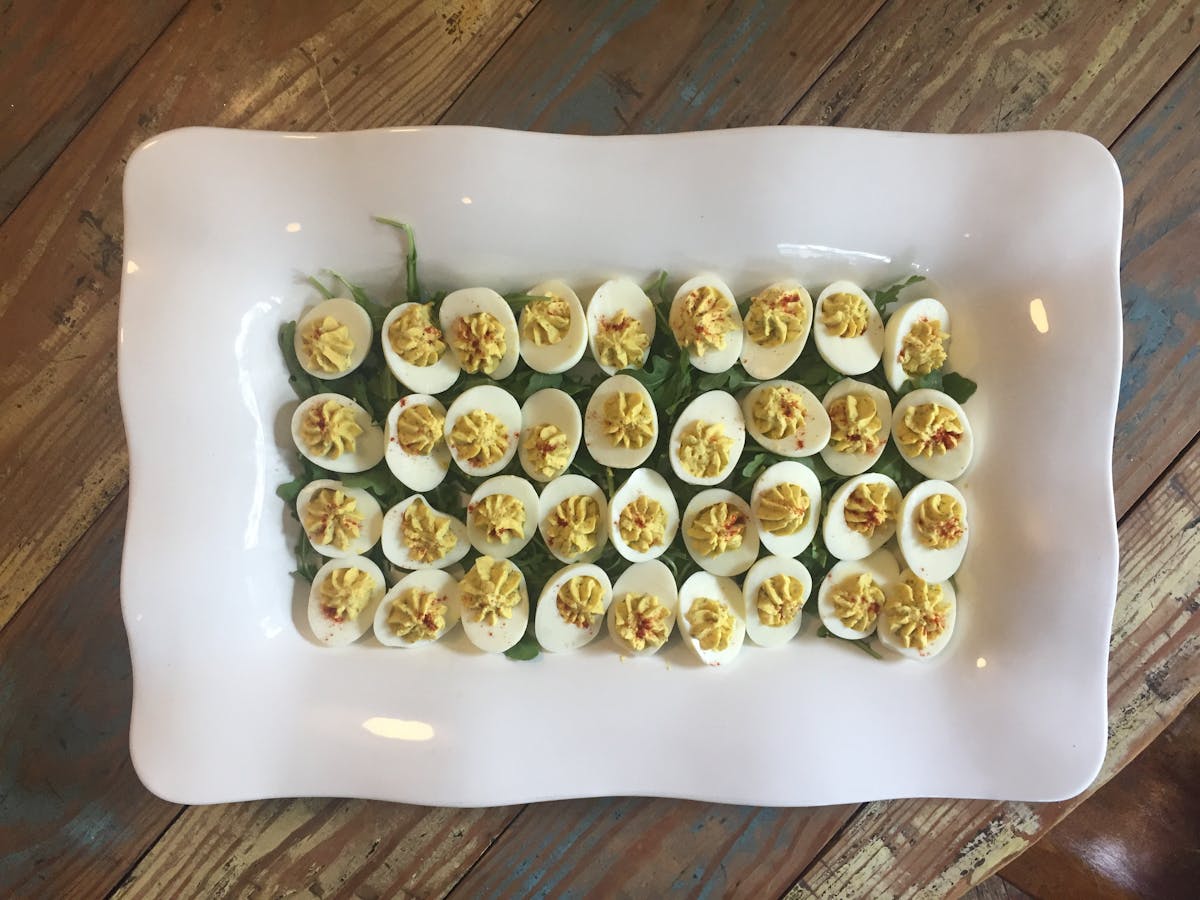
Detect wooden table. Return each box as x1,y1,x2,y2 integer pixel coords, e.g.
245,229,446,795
2,2,1197,897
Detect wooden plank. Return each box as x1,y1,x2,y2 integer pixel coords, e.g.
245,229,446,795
0,0,536,632
0,0,186,223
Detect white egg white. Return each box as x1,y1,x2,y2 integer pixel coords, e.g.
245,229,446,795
373,568,461,648
607,560,679,656
518,387,582,483
384,395,450,492
812,281,884,375
816,549,900,640
296,479,383,559
583,373,659,468
669,390,746,485
739,280,814,380
677,572,746,667
438,287,521,379
877,576,958,660
466,475,540,559
519,279,588,374
743,555,812,648
819,379,892,476
295,297,373,379
896,479,969,583
308,555,386,646
586,278,656,374
459,557,530,654
740,380,831,457
682,489,759,577
444,384,522,477
537,473,609,564
891,388,974,481
534,563,613,652
671,274,744,373
608,468,680,563
380,494,470,570
883,297,950,392
380,301,461,393
822,473,902,561
290,392,385,474
750,460,822,557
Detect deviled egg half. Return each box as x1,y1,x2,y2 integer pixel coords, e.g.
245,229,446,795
817,548,900,640
458,555,530,653
751,460,822,557
682,488,759,577
519,279,588,374
741,380,830,458
584,373,659,469
296,479,383,559
444,384,521,477
608,468,679,563
586,278,655,374
466,475,539,559
678,571,746,667
819,379,891,477
812,281,884,375
373,568,461,648
669,390,745,485
883,297,950,392
381,301,460,393
743,555,812,648
385,395,450,492
294,297,372,380
740,280,814,379
892,388,974,481
877,569,957,660
381,494,470,571
538,473,609,564
518,387,582,483
534,563,613,652
823,473,902,561
438,287,520,379
669,274,744,373
607,560,678,656
308,554,386,646
897,479,969,583
291,392,385,474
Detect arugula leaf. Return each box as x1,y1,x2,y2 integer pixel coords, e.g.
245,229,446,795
291,527,322,583
816,625,883,660
872,443,923,495
897,371,943,394
276,474,308,505
785,348,841,391
941,372,978,404
867,274,925,315
327,269,391,330
697,367,759,394
504,630,541,661
278,321,319,399
374,217,420,301
341,462,408,508
307,276,335,300
643,270,670,306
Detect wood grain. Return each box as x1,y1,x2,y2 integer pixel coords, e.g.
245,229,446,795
0,0,186,223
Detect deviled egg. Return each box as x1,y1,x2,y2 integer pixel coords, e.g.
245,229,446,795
294,297,372,379
816,548,900,640
584,373,658,468
586,278,655,374
812,281,884,375
743,555,811,648
308,555,386,646
819,379,892,476
296,479,383,558
381,301,460,393
381,495,470,570
608,468,679,562
385,395,450,492
466,475,539,559
291,393,385,474
458,555,530,653
883,298,950,392
538,473,609,564
877,569,957,660
740,280,813,379
741,380,830,457
896,479,969,583
891,388,974,481
669,274,744,373
669,390,745,485
751,460,822,557
678,571,746,667
373,568,461,648
518,387,582,483
607,560,678,656
822,473,902,561
439,287,520,379
682,489,759,577
534,563,613,652
444,384,521,477
519,279,588,374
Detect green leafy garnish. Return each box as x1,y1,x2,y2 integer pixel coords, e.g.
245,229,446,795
374,217,420,301
816,625,883,660
504,630,541,661
867,274,925,314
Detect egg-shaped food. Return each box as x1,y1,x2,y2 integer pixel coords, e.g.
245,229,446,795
678,571,746,667
538,474,608,564
438,287,520,379
740,280,814,379
819,379,892,477
294,297,373,380
817,549,900,640
608,468,679,563
381,301,460,393
812,281,884,375
374,568,461,648
883,298,950,392
823,473,902,561
308,554,386,646
381,495,470,571
466,475,539,559
743,555,811,648
891,388,974,481
586,278,655,374
444,384,521,477
751,460,821,557
669,390,745,485
385,395,450,492
607,560,678,656
296,479,383,559
291,393,385,474
682,489,759,577
519,279,588,374
518,387,582,483
458,555,530,653
877,569,957,660
584,373,659,469
669,274,744,373
534,563,613,653
897,479,969,583
741,380,830,458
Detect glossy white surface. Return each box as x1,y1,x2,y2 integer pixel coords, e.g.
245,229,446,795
119,125,1121,807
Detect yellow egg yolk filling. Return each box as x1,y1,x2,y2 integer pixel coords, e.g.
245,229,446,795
670,285,737,357
556,575,605,628
844,482,896,537
896,403,964,458
828,393,883,455
301,399,363,460
688,502,746,556
745,287,807,347
303,488,363,550
388,303,446,366
395,403,445,455
319,566,375,623
677,420,733,479
472,493,526,544
915,493,965,549
602,391,655,449
451,311,506,374
302,315,355,373
523,423,570,477
687,597,735,651
613,593,671,650
520,296,572,346
757,573,805,627
755,482,810,536
886,571,951,650
618,495,667,552
831,572,883,632
900,318,949,376
545,495,601,558
752,385,806,440
460,556,522,625
401,498,458,563
449,409,509,468
595,309,650,369
821,292,869,338
387,587,447,642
